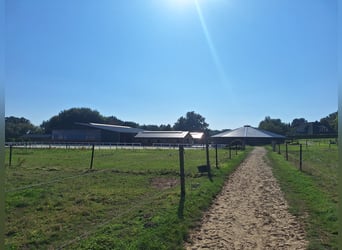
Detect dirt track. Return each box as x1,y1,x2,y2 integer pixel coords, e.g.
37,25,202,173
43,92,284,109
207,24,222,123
185,147,308,250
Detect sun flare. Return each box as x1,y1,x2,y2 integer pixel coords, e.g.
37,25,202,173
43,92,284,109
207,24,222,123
166,0,196,9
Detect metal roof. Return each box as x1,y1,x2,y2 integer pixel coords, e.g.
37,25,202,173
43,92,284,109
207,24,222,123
189,132,204,140
76,122,144,134
211,125,285,138
135,131,190,139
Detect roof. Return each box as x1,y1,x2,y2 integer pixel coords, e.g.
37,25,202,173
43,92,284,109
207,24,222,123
189,132,205,140
76,122,144,134
135,131,190,139
211,125,285,139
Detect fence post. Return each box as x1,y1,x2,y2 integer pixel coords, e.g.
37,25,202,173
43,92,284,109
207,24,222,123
285,142,288,161
179,145,185,198
229,146,231,159
90,144,95,169
205,143,210,176
235,144,238,155
299,144,302,171
278,144,281,154
215,144,218,169
9,145,13,167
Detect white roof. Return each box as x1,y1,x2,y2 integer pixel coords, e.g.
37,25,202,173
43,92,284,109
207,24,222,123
135,131,190,139
190,132,204,140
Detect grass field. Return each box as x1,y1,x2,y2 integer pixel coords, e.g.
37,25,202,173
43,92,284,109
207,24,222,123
5,146,250,249
267,139,338,249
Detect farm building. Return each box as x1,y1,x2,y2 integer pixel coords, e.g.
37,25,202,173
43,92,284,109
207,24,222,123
134,131,193,146
211,125,286,146
52,123,143,142
294,122,332,136
189,132,206,144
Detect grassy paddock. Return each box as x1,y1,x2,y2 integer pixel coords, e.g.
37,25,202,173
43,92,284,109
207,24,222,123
281,139,338,202
267,141,338,249
5,146,250,249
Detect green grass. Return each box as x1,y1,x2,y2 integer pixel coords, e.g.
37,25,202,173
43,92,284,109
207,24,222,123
267,141,338,249
284,139,338,202
5,146,250,249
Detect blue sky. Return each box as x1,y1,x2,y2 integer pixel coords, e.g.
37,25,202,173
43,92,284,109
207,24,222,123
5,0,337,130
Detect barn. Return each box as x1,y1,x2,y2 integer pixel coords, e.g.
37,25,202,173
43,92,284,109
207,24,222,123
52,122,143,142
211,125,286,146
134,131,193,146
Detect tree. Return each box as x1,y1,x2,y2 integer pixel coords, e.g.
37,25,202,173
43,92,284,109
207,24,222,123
41,107,107,133
173,111,209,132
258,116,289,135
5,116,41,141
140,124,172,131
320,111,338,133
291,118,308,128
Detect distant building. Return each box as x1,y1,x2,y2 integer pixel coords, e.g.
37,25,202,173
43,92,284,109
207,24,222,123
52,122,143,142
21,133,52,141
135,131,193,146
189,132,206,144
52,129,102,142
211,125,285,146
295,122,331,136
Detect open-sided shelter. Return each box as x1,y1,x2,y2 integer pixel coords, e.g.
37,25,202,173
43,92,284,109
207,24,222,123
134,131,192,146
189,132,205,144
52,122,143,142
211,125,285,146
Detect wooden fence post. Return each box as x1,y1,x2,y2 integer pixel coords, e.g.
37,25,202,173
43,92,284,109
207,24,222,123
179,145,185,198
229,146,231,159
285,143,288,161
206,143,210,171
278,144,281,154
9,145,13,167
299,144,302,171
235,145,238,155
215,144,218,169
90,144,95,169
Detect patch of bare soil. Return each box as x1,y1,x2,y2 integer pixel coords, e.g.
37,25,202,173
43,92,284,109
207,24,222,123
185,147,308,250
150,177,179,190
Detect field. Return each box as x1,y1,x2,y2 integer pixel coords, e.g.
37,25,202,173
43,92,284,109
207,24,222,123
5,145,250,249
267,139,338,249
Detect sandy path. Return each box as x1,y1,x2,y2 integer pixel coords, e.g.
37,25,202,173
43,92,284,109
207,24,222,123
185,147,307,250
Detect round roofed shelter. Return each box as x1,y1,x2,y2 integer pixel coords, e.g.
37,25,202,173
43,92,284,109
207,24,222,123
211,125,286,146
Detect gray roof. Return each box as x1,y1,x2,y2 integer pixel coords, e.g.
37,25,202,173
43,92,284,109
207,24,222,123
135,131,190,139
211,125,285,139
76,122,143,134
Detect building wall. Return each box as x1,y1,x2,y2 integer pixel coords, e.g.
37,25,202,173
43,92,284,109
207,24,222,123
52,129,102,142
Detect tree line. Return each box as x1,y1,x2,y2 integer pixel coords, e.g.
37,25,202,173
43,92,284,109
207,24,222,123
5,107,338,141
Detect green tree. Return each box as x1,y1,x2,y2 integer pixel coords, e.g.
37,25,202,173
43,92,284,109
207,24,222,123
5,116,41,141
173,111,209,132
41,108,107,133
291,118,308,128
140,124,172,131
258,116,289,135
320,111,338,133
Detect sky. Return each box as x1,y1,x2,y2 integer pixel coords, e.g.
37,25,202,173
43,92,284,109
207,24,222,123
5,0,338,130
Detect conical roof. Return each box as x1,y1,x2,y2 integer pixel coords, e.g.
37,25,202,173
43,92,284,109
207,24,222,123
212,125,285,139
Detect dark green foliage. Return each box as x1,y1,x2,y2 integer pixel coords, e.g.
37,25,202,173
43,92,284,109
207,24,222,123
258,116,289,135
40,108,110,133
320,111,338,133
5,116,42,141
173,111,209,132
